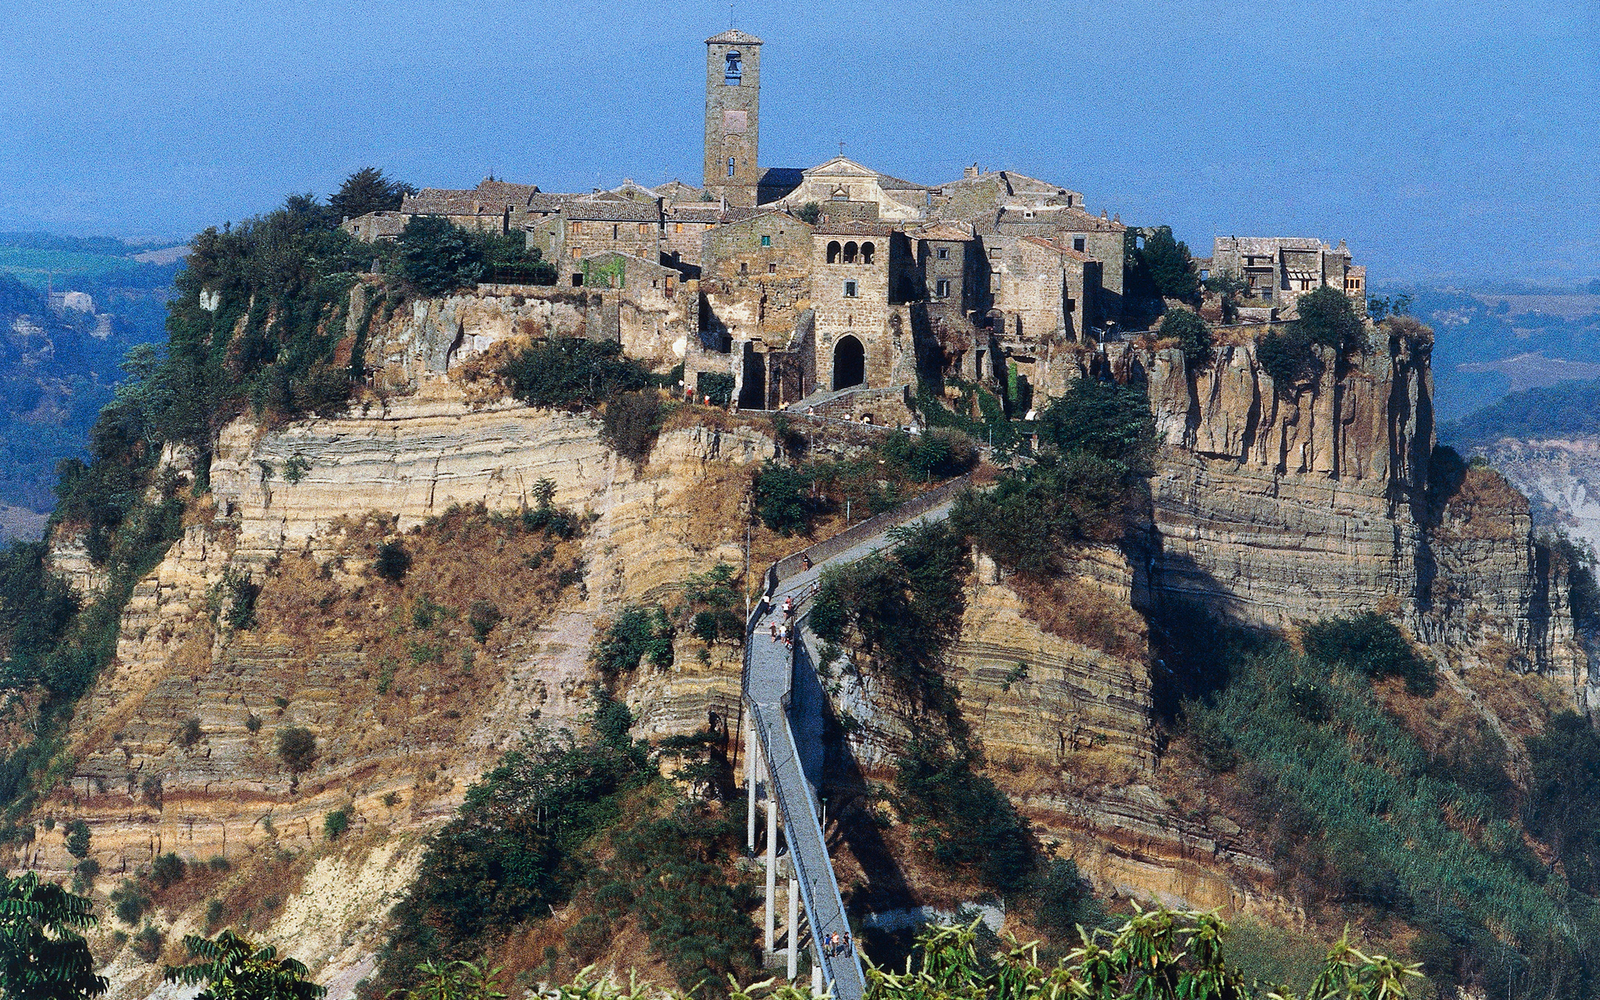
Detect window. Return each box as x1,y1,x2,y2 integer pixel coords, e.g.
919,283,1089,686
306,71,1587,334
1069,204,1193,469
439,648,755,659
675,222,683,233
571,221,583,234
843,241,858,263
936,279,951,298
740,262,748,276
826,241,841,263
728,157,736,178
760,235,771,246
768,261,777,274
1073,236,1086,252
724,51,742,84
936,247,949,260
861,241,875,263
639,223,649,235
612,224,619,239
843,280,858,297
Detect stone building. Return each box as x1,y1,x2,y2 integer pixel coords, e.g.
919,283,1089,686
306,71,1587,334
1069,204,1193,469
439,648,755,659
399,179,543,233
704,29,763,208
772,156,931,222
811,220,917,393
559,199,664,285
987,205,1129,320
1210,236,1362,318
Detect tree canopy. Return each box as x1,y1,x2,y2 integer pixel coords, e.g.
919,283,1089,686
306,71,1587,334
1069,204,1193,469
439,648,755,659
327,167,415,222
0,873,107,1000
1136,225,1200,302
164,930,325,1000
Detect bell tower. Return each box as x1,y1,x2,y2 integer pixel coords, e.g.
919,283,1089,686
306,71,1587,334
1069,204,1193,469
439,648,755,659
704,29,762,208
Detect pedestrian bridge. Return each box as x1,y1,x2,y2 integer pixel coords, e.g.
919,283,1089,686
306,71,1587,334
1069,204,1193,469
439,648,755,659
741,476,969,1000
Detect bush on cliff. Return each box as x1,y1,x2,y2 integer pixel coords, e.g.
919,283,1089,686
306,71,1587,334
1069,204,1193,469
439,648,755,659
1294,285,1366,353
501,338,651,410
398,216,481,294
1158,307,1211,366
1256,327,1318,394
1300,612,1435,696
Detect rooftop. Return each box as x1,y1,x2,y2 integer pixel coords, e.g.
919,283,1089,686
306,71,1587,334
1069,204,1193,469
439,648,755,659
707,28,762,45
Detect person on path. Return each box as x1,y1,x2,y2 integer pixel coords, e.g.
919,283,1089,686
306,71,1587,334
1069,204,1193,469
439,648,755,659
769,622,778,643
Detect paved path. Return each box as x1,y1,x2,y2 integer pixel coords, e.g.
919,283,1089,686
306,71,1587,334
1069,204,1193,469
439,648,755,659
743,500,960,1000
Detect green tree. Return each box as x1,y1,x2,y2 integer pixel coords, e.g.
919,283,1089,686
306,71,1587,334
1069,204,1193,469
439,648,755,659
1293,286,1365,353
327,167,414,222
1037,377,1156,472
1137,225,1200,302
275,728,318,788
794,202,821,225
1158,308,1211,366
163,930,325,1000
0,872,108,1000
399,217,483,296
63,821,90,860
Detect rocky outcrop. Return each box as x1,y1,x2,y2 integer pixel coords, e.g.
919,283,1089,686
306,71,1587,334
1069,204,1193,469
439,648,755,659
1126,333,1583,687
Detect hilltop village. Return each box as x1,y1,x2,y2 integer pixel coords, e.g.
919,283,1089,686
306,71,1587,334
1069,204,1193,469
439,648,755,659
340,29,1366,418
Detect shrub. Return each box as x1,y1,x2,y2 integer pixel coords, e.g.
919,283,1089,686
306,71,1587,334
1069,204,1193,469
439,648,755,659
1031,857,1101,935
64,820,90,859
203,898,225,932
500,338,651,410
1294,285,1365,352
601,391,661,463
1301,612,1435,696
467,600,502,643
150,852,187,890
752,461,814,536
177,717,202,748
131,925,164,963
112,880,150,925
323,807,351,841
244,713,261,734
398,215,483,295
1159,307,1211,366
1256,327,1317,394
592,606,674,682
275,727,319,780
374,540,411,582
75,858,100,880
1037,377,1155,472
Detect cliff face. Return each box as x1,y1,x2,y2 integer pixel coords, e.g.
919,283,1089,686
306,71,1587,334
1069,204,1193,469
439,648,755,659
37,379,776,998
1124,335,1584,691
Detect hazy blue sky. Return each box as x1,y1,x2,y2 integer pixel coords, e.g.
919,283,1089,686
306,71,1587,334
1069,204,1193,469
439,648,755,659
2,0,1595,285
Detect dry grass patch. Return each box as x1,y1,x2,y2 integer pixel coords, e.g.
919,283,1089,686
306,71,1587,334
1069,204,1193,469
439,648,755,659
1008,574,1146,660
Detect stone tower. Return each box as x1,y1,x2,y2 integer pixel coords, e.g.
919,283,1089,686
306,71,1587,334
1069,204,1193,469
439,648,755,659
704,28,762,208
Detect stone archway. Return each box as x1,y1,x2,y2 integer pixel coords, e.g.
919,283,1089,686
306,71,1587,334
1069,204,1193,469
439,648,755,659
832,335,865,391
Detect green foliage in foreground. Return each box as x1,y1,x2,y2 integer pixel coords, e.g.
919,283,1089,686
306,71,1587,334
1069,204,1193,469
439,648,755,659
163,929,325,1000
1184,638,1597,999
0,873,106,1000
538,911,1417,1000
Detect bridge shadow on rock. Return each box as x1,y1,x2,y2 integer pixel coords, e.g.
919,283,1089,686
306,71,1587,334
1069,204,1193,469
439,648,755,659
789,631,919,953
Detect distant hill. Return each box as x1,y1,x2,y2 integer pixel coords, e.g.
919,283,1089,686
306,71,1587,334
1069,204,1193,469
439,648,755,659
0,232,178,523
1443,379,1600,447
1398,284,1600,422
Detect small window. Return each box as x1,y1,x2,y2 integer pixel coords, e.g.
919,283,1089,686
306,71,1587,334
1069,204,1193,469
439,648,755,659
768,261,777,274
571,221,583,234
1073,236,1086,252
675,222,683,233
761,235,771,246
843,280,858,298
740,262,748,276
639,223,649,235
612,224,619,239
725,51,742,85
728,157,736,178
936,247,949,260
936,279,951,298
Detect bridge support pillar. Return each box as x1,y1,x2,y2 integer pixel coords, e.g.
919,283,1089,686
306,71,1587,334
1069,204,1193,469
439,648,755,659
812,961,823,994
787,874,799,979
764,797,777,953
746,727,758,853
